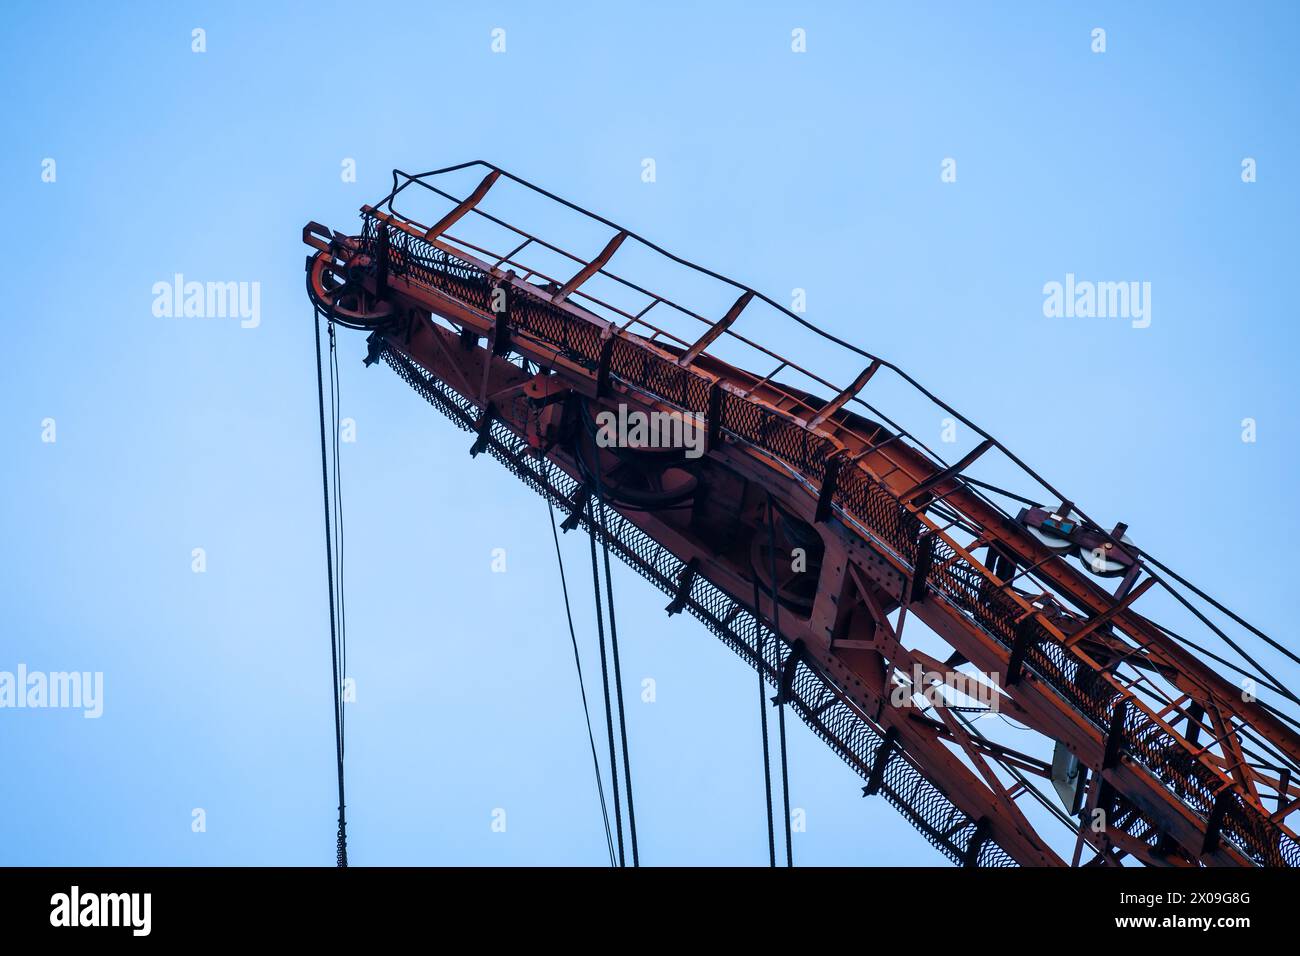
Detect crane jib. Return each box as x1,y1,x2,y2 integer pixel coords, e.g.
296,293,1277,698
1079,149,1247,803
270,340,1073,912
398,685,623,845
303,163,1300,868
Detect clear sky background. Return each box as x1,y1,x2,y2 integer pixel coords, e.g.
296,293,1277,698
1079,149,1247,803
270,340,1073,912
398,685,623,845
2,1,1297,866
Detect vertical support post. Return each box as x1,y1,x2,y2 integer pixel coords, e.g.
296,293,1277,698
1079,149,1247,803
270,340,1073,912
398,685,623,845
491,280,512,357
910,532,935,604
374,222,389,295
862,726,900,797
595,333,615,397
1202,789,1233,856
666,558,700,616
1103,698,1129,769
470,403,497,457
706,381,723,453
814,452,847,523
962,818,990,867
1006,618,1035,686
773,640,805,705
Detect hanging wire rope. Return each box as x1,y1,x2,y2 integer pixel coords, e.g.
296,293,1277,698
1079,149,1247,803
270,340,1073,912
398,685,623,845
545,491,618,867
764,492,794,867
588,456,640,867
532,354,630,866
329,324,349,751
584,493,627,866
752,579,777,867
312,307,348,867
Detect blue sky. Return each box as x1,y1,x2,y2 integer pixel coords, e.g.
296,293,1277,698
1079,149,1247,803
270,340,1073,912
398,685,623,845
1,1,1297,865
